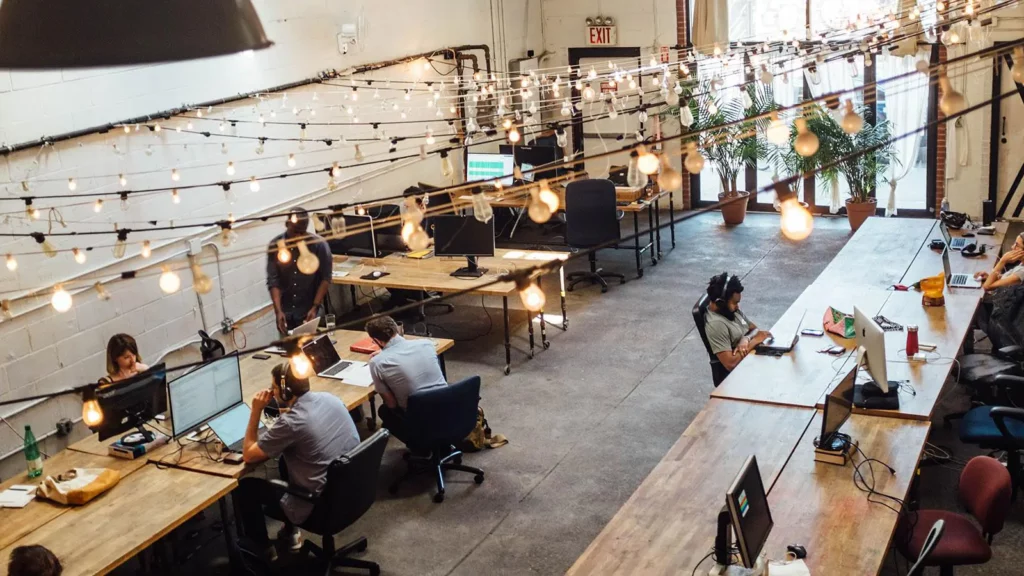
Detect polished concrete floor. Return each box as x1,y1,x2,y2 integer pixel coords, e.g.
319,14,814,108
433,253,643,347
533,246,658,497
114,211,1024,575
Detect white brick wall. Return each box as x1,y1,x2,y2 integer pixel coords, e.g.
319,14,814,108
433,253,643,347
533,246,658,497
0,0,542,473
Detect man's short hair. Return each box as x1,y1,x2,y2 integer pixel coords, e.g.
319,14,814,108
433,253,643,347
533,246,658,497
707,272,743,302
365,316,400,343
402,186,423,198
289,207,309,220
271,362,311,397
8,545,62,576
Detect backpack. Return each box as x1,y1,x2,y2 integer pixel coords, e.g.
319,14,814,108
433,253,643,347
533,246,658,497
458,406,508,452
198,330,226,361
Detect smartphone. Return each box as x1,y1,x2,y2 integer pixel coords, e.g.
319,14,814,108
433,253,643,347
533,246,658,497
801,328,824,337
252,353,271,360
826,345,846,356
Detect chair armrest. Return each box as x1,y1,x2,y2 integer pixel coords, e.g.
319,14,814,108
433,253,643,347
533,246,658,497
989,407,1024,447
267,479,316,502
993,374,1024,389
994,345,1024,361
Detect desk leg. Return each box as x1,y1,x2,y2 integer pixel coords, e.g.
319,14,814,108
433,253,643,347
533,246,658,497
559,265,568,330
527,308,535,359
633,212,643,278
538,277,549,349
367,396,377,430
647,203,657,266
669,193,676,248
438,353,448,378
654,197,663,258
221,496,241,568
349,285,357,312
502,296,511,375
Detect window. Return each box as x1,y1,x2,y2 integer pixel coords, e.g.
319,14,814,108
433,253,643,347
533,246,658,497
874,52,930,212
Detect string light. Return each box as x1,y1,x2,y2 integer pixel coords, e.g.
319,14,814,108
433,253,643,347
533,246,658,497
1014,47,1024,84
471,189,494,223
527,187,553,224
171,168,180,181
1,300,11,319
192,260,213,295
119,173,127,187
296,240,320,275
766,112,789,145
289,348,313,378
171,189,180,204
354,145,365,162
779,195,814,241
516,276,546,312
51,285,73,313
636,146,660,175
938,72,965,116
794,118,820,157
141,240,152,258
220,223,238,247
683,142,705,174
113,230,128,259
508,126,521,144
67,178,77,191
33,233,57,258
249,177,261,192
277,239,292,264
73,248,86,264
440,150,454,180
5,254,17,272
25,200,39,220
94,199,104,213
226,161,236,176
656,155,682,191
425,129,436,145
94,282,111,301
159,266,181,294
81,387,103,428
841,100,864,134
120,192,130,211
287,153,297,167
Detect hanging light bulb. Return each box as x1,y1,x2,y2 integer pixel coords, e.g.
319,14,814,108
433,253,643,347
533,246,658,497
119,173,127,187
938,73,965,116
188,259,212,295
508,126,521,144
766,112,790,145
67,178,77,191
5,253,17,272
94,282,111,301
159,266,181,294
425,129,436,145
286,153,297,168
123,124,131,133
277,239,292,264
120,192,130,211
679,103,694,128
171,189,180,204
471,190,493,223
249,177,260,192
290,349,313,378
354,145,365,162
637,146,660,175
841,100,864,134
555,128,568,148
626,151,646,188
170,168,180,182
0,300,11,319
32,233,56,258
684,142,705,174
25,200,39,220
73,248,86,264
296,240,320,275
93,198,103,213
657,155,683,191
51,285,73,313
81,387,104,428
760,64,774,84
527,187,553,224
516,276,546,312
186,120,193,130
779,195,813,241
794,118,819,157
1014,47,1024,84
440,151,454,179
220,224,238,247
140,240,152,258
113,230,128,259
226,161,236,176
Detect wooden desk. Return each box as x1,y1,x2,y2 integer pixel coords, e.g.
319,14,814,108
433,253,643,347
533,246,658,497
815,218,936,290
334,249,566,374
901,222,1004,285
765,412,930,575
0,465,236,576
0,451,148,550
712,284,893,408
567,400,815,576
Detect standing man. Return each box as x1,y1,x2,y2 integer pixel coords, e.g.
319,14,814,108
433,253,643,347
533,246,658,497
267,207,333,335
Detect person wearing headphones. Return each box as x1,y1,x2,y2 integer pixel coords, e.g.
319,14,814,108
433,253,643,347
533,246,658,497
704,273,772,374
237,363,359,560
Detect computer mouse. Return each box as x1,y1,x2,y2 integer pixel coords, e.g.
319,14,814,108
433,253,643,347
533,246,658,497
371,270,383,278
963,232,976,238
787,545,807,560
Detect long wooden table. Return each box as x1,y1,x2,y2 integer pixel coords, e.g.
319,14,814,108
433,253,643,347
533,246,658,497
333,248,567,374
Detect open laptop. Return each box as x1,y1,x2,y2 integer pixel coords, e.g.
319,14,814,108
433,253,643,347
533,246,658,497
207,403,258,453
940,221,968,250
264,316,321,355
756,309,807,354
302,335,371,382
943,247,981,289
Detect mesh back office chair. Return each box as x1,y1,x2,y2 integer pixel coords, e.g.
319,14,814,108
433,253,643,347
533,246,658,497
693,293,730,387
388,376,485,503
564,179,625,293
959,399,1024,499
896,456,1010,576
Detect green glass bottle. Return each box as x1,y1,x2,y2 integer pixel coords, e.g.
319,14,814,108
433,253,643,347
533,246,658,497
24,425,42,479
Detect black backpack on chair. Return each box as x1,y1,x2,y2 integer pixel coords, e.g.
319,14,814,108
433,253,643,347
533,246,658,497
198,330,226,361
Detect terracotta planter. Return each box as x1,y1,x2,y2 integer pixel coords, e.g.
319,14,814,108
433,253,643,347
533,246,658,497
845,198,877,232
719,191,750,226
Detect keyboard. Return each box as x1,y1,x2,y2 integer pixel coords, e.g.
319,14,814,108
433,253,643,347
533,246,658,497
952,273,969,286
322,361,352,377
950,237,966,249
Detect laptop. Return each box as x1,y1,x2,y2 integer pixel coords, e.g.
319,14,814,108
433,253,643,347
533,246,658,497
290,317,320,336
302,335,370,381
940,221,968,250
756,309,807,354
207,403,259,453
943,248,981,289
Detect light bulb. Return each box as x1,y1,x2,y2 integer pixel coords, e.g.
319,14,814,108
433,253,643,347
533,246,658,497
556,129,568,148
221,227,238,247
288,153,296,167
141,240,152,258
219,122,226,132
249,177,260,192
508,127,521,144
939,74,965,116
67,178,77,191
517,278,546,312
426,131,436,145
657,155,683,191
119,174,127,187
290,351,313,378
472,191,494,223
154,122,161,132
25,202,39,220
841,100,864,134
778,196,813,241
538,181,560,213
684,142,705,174
679,104,694,127
626,152,646,188
159,266,181,294
123,124,131,133
527,188,553,224
94,199,103,213
34,235,57,258
0,300,11,319
794,118,819,157
113,231,128,259
226,161,236,176
171,189,180,204
1014,47,1024,84
5,254,17,271
171,168,180,182
637,147,660,175
73,248,86,264
277,239,292,264
766,112,790,145
94,282,111,301
120,193,130,211
583,85,596,100
408,226,431,251
441,153,454,179
51,285,72,313
760,65,774,84
82,389,103,428
296,240,320,275
354,145,365,162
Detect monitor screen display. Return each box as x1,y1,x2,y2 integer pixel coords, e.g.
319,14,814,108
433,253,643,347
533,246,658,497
168,355,242,438
466,153,515,186
726,455,773,568
821,368,855,447
433,215,495,257
327,214,376,255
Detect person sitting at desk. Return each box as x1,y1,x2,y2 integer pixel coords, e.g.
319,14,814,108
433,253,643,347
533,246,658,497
266,207,333,335
238,363,359,558
7,545,62,576
704,273,771,374
366,316,447,444
99,333,149,386
975,232,1024,291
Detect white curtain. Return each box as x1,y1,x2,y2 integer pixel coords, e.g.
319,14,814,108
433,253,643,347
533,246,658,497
806,57,861,213
692,0,729,54
877,52,929,216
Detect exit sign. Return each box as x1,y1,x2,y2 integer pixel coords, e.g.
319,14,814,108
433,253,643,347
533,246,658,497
587,25,617,46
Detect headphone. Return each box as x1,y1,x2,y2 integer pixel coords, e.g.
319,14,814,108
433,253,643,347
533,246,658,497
961,243,986,258
713,274,742,310
273,363,295,404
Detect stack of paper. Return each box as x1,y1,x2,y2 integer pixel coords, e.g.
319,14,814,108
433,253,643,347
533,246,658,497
0,485,37,508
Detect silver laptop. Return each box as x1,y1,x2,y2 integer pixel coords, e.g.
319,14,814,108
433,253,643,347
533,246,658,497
289,316,320,336
302,335,368,380
940,221,968,251
207,403,261,453
943,248,981,289
757,309,807,354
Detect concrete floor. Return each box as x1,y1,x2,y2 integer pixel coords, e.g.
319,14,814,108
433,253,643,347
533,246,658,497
113,211,1024,576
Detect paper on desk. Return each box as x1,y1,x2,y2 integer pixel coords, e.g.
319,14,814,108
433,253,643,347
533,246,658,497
0,485,36,508
768,559,811,576
340,362,374,387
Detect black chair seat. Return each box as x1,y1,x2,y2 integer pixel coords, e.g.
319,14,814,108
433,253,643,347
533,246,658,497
960,406,1024,445
959,353,1017,385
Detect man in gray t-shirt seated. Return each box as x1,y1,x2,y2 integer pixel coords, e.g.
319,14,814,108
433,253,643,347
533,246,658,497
704,273,772,375
237,363,360,559
366,316,447,445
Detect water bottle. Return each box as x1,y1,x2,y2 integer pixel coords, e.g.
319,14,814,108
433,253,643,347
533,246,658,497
24,425,42,478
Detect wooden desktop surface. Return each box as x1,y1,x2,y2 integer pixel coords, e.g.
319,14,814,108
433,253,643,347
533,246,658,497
815,218,936,290
901,222,1004,285
0,465,236,576
0,451,148,550
765,412,930,575
567,399,815,576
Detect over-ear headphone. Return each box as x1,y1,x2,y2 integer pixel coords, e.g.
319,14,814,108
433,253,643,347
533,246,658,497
961,243,986,258
274,364,294,403
716,274,742,308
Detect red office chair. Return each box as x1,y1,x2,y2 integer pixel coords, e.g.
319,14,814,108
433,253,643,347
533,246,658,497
895,456,1011,576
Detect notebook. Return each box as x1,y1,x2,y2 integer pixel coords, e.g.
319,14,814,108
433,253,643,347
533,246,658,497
350,336,380,354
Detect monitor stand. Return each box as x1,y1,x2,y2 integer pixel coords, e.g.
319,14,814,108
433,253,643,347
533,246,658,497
854,381,900,410
451,256,488,279
120,424,156,447
710,507,766,575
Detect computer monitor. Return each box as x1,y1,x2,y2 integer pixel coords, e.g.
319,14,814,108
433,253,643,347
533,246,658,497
466,152,515,186
93,363,168,444
820,368,856,451
168,354,243,440
326,214,377,257
853,305,889,393
500,144,562,180
433,214,495,278
725,455,774,569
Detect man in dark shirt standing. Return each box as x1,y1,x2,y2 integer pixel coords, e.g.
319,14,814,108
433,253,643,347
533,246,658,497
267,207,333,335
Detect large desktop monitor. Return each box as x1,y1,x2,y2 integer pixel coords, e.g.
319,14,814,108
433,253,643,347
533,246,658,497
853,306,899,409
725,455,774,569
466,152,515,186
820,368,856,451
168,354,243,440
500,144,562,180
93,363,168,444
433,214,495,278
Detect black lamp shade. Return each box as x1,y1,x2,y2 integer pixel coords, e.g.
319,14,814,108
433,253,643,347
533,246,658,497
0,0,273,68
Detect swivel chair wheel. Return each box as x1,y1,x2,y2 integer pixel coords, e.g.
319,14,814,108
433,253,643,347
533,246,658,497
370,567,381,576
453,455,463,465
503,366,511,375
601,285,608,293
544,341,551,349
433,492,445,503
619,278,626,285
356,540,368,553
474,473,485,484
567,285,574,292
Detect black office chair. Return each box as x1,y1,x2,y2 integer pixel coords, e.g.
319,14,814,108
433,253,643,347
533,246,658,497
959,390,1024,499
564,179,626,293
270,429,389,576
388,376,485,503
693,293,730,387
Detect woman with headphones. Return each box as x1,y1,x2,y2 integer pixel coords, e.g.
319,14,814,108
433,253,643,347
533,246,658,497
704,272,772,374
